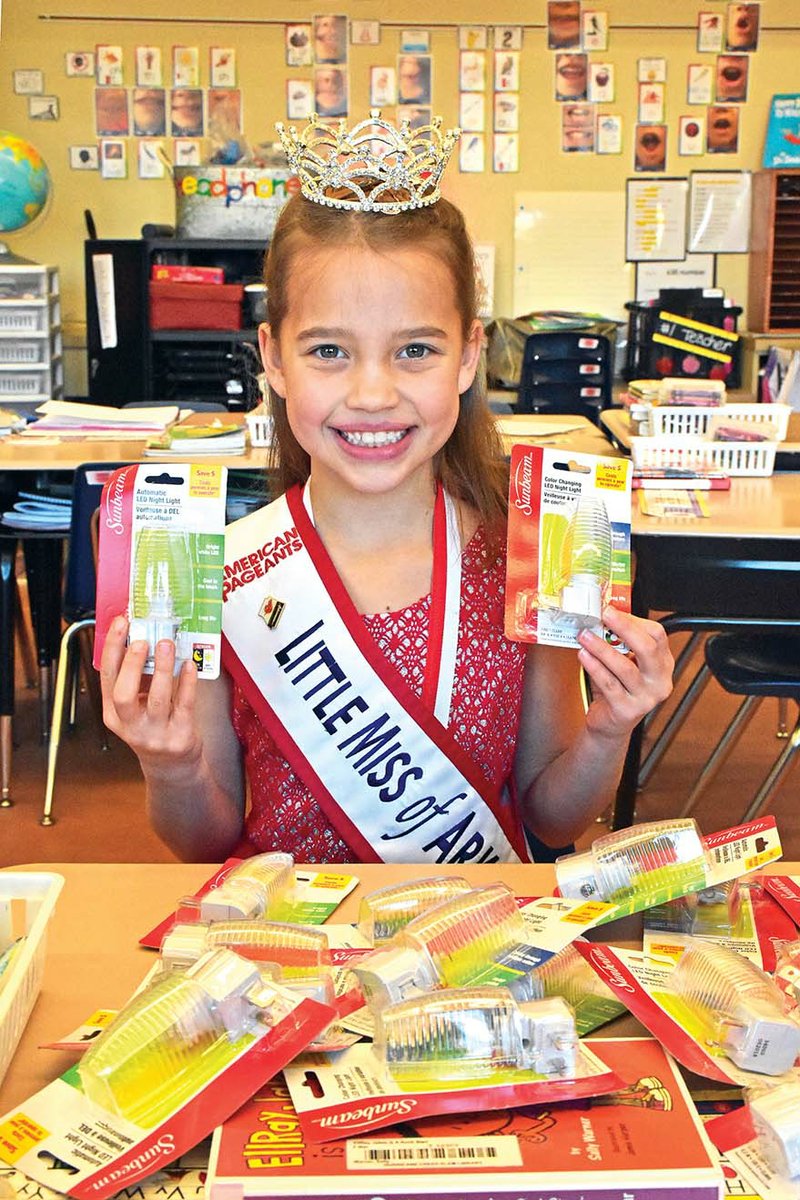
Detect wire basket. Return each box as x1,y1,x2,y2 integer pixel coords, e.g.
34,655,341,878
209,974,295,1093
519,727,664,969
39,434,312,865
245,412,273,447
630,436,778,477
0,872,64,1087
648,403,791,441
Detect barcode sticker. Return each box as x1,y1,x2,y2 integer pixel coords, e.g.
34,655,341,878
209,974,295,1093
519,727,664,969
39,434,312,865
346,1136,522,1171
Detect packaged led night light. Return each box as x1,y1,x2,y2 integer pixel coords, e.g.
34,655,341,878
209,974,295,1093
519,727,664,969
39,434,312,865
373,986,577,1086
78,949,288,1127
646,878,744,937
158,919,336,1008
351,882,529,1008
670,940,800,1075
356,875,472,946
556,817,784,926
94,463,227,678
0,948,334,1200
522,939,627,1034
192,852,295,921
161,918,330,976
505,445,631,649
556,818,708,909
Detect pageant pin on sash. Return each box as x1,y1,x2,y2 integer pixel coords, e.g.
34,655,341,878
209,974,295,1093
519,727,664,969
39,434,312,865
222,484,526,864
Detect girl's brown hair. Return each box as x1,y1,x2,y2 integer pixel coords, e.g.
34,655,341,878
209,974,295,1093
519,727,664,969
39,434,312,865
262,193,508,540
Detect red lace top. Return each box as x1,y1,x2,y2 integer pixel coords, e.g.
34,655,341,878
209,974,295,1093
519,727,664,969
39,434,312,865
231,527,527,861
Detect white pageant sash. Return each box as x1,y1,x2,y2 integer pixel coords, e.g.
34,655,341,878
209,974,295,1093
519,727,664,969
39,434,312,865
302,483,460,728
222,485,526,864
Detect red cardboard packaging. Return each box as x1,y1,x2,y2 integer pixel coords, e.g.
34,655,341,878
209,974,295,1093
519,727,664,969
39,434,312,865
149,281,244,330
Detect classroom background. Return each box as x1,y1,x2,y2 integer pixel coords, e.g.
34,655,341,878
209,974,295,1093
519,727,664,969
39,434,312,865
3,0,800,398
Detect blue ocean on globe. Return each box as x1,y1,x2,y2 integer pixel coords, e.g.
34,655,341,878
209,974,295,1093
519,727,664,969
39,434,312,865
0,132,51,232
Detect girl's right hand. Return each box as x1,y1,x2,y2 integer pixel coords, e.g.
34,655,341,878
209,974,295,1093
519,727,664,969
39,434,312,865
99,615,202,766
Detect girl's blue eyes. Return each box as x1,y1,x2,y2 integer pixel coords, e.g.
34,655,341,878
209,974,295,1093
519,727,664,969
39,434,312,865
309,343,433,360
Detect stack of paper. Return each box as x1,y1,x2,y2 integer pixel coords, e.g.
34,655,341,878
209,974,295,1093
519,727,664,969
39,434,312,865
18,400,181,439
1,490,71,530
144,420,246,456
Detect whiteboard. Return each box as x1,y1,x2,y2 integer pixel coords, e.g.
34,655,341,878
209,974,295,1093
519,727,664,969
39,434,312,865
514,191,635,321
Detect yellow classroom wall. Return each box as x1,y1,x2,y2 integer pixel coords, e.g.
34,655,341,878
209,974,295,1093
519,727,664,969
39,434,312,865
3,0,800,395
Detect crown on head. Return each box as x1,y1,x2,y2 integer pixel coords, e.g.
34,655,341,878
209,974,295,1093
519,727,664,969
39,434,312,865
275,109,460,214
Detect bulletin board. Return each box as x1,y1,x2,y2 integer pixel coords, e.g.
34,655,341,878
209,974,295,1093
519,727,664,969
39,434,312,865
513,191,635,321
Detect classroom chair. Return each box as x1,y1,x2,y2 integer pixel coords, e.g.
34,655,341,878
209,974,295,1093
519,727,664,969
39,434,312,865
1,524,66,807
680,629,800,823
41,462,127,826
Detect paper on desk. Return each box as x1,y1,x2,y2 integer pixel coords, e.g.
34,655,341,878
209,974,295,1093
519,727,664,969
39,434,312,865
495,417,585,437
638,489,711,518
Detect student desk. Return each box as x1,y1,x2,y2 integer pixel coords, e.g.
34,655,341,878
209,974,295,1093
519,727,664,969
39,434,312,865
1,858,796,1121
601,407,800,829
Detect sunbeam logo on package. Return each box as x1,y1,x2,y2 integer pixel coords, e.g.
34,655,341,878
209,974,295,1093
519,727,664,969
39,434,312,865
505,446,632,649
93,463,227,678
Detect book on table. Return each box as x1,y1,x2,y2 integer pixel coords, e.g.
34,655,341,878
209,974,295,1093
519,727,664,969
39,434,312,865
144,420,247,455
206,1037,724,1200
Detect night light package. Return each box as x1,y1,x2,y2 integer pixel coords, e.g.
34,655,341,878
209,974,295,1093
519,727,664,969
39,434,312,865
505,445,632,649
0,952,335,1200
93,463,227,679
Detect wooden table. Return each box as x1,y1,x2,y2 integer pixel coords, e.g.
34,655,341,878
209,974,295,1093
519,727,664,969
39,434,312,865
0,861,555,1113
497,412,621,458
0,415,270,473
0,413,615,474
2,859,796,1119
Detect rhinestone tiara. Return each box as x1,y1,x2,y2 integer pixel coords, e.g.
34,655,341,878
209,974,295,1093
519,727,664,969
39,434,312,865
275,109,461,214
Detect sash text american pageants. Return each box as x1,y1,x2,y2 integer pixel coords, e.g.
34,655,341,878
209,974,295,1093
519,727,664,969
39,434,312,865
222,526,303,599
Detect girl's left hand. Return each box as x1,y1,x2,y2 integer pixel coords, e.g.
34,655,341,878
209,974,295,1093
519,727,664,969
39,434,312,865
576,605,674,741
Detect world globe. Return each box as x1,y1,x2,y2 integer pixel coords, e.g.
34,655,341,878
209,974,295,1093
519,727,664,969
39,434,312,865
0,132,52,232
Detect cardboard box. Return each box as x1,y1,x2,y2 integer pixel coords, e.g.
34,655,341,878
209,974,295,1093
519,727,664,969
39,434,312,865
207,1037,724,1199
149,281,244,330
151,265,225,285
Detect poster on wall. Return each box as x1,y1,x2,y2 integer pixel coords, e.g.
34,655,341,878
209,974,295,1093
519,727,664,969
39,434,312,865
562,104,595,152
763,94,800,167
688,170,751,253
726,2,760,52
65,52,95,77
635,254,716,302
136,47,162,86
625,177,690,262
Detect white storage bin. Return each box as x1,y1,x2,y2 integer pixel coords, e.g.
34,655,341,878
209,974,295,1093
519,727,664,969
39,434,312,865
246,412,273,447
649,403,791,441
0,337,46,365
630,436,778,477
0,269,50,302
0,368,50,396
0,302,48,333
0,872,64,1087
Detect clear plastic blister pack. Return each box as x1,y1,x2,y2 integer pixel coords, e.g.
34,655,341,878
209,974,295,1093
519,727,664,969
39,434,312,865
372,985,578,1087
556,818,708,909
670,940,800,1075
78,948,296,1127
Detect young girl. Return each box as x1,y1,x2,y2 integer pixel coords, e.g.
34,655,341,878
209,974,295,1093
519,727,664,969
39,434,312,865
100,114,673,865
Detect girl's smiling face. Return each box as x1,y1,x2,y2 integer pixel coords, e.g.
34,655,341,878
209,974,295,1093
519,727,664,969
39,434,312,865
260,243,482,501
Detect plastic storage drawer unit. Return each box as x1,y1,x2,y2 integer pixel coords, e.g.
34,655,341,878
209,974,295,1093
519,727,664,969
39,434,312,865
518,330,612,418
149,281,245,331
